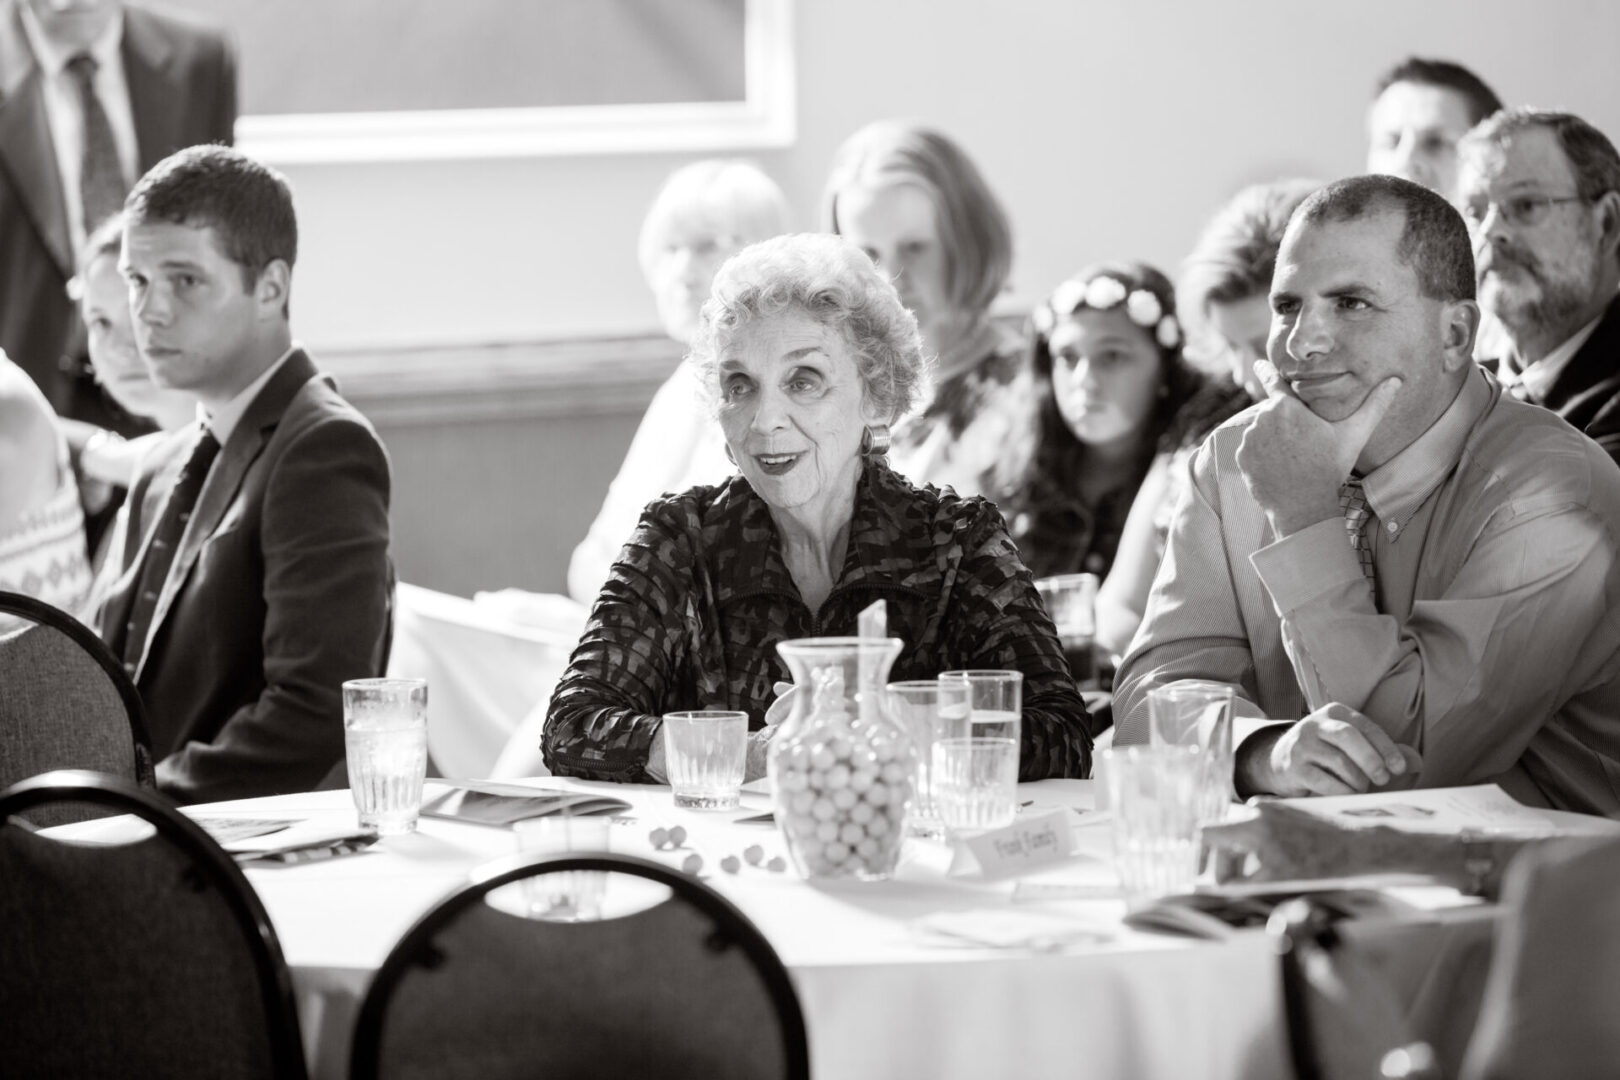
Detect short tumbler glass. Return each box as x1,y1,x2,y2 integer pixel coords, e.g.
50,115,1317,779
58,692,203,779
933,736,1019,833
1035,573,1101,689
343,677,429,836
663,710,748,809
1103,744,1206,909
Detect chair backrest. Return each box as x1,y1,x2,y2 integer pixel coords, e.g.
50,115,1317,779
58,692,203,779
1271,898,1441,1080
351,852,810,1080
1460,834,1620,1080
0,770,308,1080
0,590,153,822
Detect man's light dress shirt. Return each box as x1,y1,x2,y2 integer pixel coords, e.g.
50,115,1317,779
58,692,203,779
1115,368,1620,815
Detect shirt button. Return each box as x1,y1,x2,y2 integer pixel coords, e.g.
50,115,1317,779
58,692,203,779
124,661,135,673
1387,522,1398,533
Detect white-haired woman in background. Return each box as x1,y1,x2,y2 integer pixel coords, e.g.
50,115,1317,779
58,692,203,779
566,159,790,602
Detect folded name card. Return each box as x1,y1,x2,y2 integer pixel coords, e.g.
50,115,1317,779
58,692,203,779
947,808,1077,880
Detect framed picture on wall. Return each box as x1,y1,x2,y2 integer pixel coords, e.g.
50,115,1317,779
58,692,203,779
165,0,795,162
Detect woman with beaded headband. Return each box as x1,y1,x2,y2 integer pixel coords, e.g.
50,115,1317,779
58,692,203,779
1001,263,1246,684
823,120,1024,497
1091,181,1318,658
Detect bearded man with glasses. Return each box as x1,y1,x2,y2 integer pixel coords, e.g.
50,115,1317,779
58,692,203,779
1457,109,1620,461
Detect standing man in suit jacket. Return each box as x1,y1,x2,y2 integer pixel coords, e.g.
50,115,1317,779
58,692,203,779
0,0,235,431
99,144,393,804
1457,108,1620,461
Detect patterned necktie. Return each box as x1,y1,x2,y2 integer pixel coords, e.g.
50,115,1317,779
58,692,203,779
121,430,222,670
1338,476,1377,584
66,53,127,234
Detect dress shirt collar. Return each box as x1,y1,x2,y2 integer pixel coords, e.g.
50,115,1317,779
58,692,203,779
1361,366,1493,537
1508,306,1608,401
17,3,123,75
202,344,298,447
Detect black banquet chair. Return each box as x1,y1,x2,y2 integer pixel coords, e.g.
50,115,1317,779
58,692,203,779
0,769,308,1080
1271,898,1442,1080
0,590,153,823
351,851,811,1080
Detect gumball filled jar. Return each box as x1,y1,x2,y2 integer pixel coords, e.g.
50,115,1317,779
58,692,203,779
769,637,917,881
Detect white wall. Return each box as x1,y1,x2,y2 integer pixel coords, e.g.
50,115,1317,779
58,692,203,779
278,0,1620,357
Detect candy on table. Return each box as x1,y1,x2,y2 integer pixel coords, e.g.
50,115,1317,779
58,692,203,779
771,708,912,878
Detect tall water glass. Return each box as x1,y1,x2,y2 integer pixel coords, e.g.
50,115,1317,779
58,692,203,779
663,710,748,809
343,677,429,835
887,680,971,838
1147,682,1235,822
933,736,1019,832
1103,744,1206,908
938,670,1022,745
1036,573,1101,689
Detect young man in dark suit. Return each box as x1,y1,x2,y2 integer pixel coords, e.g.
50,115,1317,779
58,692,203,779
0,0,236,430
98,144,394,804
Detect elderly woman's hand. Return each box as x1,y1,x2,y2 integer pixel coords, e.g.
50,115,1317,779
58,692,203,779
744,725,781,782
763,681,797,726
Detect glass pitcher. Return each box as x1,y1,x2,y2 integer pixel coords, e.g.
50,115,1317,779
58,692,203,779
768,637,916,880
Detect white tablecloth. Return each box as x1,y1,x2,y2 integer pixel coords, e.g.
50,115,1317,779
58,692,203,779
153,777,1507,1080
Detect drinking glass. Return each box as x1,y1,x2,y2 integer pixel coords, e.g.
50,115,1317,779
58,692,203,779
513,815,611,921
1147,682,1235,822
1036,573,1101,689
1103,745,1206,909
343,677,428,835
933,736,1019,833
662,710,748,809
938,670,1022,745
887,679,971,838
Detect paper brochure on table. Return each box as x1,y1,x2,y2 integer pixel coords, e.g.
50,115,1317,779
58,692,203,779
1276,784,1556,834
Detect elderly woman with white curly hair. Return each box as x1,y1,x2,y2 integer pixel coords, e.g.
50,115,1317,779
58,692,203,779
544,234,1092,784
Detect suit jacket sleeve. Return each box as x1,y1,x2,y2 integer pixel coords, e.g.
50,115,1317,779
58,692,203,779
156,415,393,802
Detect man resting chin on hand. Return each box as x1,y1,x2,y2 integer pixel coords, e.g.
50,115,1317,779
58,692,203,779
1113,174,1620,817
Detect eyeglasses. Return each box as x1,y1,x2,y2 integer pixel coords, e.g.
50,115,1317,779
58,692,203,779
1461,193,1587,229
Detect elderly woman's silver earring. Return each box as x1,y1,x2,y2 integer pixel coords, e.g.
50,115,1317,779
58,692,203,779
860,424,891,457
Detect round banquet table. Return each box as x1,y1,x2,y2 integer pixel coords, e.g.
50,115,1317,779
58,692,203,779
63,777,1513,1079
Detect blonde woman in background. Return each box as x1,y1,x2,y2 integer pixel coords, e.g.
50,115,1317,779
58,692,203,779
823,120,1022,497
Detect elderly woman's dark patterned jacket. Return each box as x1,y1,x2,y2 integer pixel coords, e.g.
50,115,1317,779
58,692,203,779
543,460,1092,783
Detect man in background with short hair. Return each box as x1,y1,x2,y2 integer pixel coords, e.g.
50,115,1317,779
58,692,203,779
1456,108,1620,460
0,0,235,431
1367,57,1503,204
98,144,394,803
1115,174,1620,817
